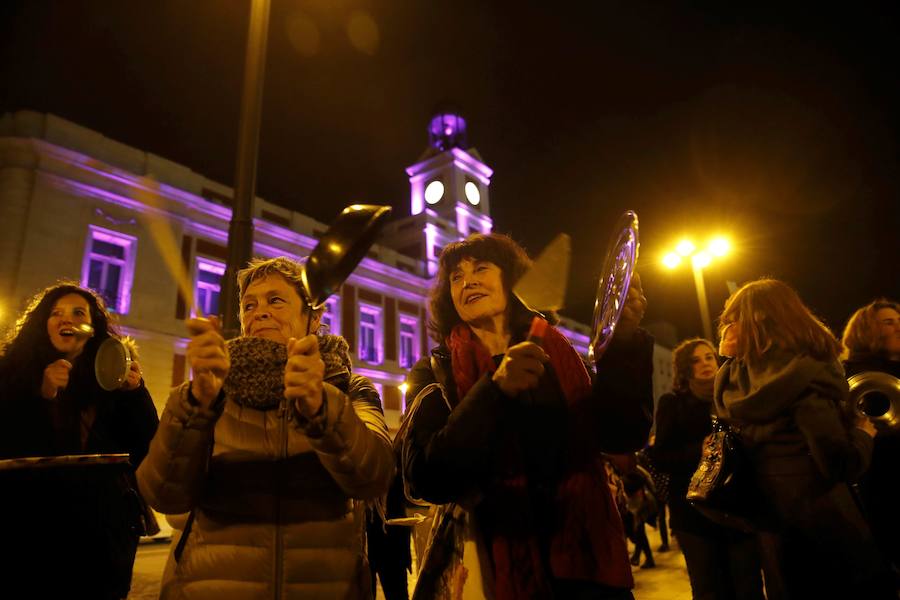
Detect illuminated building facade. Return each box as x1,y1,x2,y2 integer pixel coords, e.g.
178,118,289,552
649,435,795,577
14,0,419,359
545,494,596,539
0,110,671,429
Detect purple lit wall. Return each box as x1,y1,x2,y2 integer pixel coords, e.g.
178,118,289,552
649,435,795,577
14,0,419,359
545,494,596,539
8,116,620,432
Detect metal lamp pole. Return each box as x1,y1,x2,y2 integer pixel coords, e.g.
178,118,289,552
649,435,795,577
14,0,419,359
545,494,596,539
691,261,713,342
220,0,271,338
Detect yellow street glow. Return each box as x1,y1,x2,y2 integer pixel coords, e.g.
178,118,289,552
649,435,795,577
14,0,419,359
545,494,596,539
692,250,712,269
675,240,695,256
709,237,730,257
662,253,681,269
399,382,409,395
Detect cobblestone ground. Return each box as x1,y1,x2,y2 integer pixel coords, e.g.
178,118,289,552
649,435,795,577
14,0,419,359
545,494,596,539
129,524,693,600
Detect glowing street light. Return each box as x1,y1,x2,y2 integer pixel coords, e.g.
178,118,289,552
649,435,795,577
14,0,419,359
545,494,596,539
675,239,696,256
692,250,712,269
662,253,681,269
662,236,731,341
709,237,730,257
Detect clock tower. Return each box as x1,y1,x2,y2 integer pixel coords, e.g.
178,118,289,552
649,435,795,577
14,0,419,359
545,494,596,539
384,109,494,276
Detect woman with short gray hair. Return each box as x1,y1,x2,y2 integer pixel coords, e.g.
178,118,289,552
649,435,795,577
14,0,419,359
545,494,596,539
138,256,394,600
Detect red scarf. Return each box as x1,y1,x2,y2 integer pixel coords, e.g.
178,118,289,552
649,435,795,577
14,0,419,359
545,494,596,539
447,323,633,599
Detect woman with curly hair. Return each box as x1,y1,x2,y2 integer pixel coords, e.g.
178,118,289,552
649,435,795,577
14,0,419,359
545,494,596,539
0,281,159,599
713,279,892,599
402,232,654,599
651,338,763,599
841,298,900,589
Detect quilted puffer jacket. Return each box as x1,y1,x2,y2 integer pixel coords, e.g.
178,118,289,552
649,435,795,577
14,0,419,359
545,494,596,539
137,335,394,600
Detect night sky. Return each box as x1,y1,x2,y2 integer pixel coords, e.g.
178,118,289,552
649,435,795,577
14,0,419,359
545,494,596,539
3,0,898,342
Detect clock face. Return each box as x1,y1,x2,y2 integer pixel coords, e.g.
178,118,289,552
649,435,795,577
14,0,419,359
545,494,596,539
425,180,444,205
465,181,481,206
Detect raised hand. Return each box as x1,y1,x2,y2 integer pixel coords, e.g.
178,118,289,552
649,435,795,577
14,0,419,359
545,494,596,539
284,335,325,418
615,271,647,341
41,359,73,400
121,359,143,391
492,341,548,398
186,316,230,408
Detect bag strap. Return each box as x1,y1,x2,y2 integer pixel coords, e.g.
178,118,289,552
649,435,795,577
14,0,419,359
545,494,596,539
174,434,215,563
429,354,457,409
173,510,195,562
391,354,455,510
397,381,446,509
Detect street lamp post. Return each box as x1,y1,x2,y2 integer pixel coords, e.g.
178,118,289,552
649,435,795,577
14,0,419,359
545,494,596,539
220,0,272,338
663,236,730,342
691,258,713,341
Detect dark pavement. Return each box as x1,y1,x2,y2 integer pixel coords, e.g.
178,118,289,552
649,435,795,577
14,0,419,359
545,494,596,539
128,524,692,599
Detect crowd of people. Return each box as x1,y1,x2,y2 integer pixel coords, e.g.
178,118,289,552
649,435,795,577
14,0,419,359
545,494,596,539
0,232,897,600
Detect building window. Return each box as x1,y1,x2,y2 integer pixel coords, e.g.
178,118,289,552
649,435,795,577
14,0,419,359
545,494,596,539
320,298,341,335
82,225,137,314
195,258,225,317
399,315,419,369
358,304,382,364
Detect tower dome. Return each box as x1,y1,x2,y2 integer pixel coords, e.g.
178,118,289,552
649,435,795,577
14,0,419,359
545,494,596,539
427,110,468,152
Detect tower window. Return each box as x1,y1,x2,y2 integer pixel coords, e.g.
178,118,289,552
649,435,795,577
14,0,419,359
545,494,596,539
425,180,444,205
465,181,481,206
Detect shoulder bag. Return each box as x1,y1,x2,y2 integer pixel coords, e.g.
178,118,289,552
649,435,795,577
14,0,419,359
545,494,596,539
686,416,759,532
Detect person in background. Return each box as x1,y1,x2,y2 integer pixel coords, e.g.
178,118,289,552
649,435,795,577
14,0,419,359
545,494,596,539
0,281,159,599
652,338,764,600
841,298,900,589
137,257,394,600
713,279,892,599
403,233,654,600
637,438,670,552
622,462,658,569
842,297,900,377
366,475,412,600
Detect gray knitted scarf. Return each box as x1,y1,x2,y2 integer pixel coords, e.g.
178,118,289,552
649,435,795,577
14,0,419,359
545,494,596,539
222,334,352,410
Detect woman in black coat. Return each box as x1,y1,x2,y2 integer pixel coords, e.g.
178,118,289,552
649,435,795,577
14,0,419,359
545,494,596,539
402,233,654,600
841,298,900,587
652,338,764,600
712,279,892,599
0,282,159,600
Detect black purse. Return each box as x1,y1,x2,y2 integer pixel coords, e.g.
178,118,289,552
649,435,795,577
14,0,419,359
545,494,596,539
686,416,758,532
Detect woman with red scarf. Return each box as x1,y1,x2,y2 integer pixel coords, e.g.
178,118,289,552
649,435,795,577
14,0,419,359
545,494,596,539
402,233,654,600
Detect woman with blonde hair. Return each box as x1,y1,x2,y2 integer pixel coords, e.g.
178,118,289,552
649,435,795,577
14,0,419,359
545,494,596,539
841,298,900,590
712,278,892,599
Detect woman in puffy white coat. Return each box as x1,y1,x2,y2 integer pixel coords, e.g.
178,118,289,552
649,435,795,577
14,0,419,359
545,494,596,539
138,257,394,600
